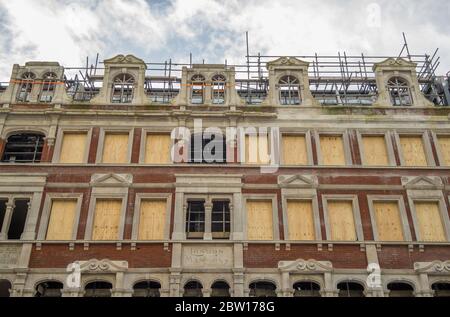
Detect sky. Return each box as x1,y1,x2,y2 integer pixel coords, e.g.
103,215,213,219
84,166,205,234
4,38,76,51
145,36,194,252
0,0,449,81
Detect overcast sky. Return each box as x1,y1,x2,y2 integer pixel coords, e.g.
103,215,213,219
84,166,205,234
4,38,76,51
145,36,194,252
0,0,449,81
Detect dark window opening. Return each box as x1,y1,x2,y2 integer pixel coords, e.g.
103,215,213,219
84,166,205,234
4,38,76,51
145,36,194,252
84,281,112,297
39,72,58,103
211,281,231,297
7,199,29,240
293,281,321,297
337,281,365,297
0,280,11,297
211,201,230,239
387,282,414,297
184,281,203,297
0,200,7,231
2,133,45,163
432,283,450,297
35,281,63,297
111,73,135,103
249,281,277,297
133,281,161,297
186,200,205,239
16,72,36,102
189,133,226,164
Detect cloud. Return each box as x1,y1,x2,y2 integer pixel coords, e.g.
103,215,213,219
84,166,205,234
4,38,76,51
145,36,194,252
0,0,449,82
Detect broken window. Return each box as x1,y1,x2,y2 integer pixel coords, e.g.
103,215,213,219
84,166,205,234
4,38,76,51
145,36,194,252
432,283,450,297
387,282,414,297
211,281,231,297
111,73,135,103
183,281,203,297
133,281,161,297
0,280,11,297
190,74,205,104
2,133,45,163
278,75,301,105
387,77,413,106
189,133,226,164
212,74,226,104
337,281,365,297
249,281,277,297
35,281,63,297
16,72,36,102
211,201,230,239
293,281,321,297
84,281,112,297
7,199,29,240
186,200,205,239
39,72,58,103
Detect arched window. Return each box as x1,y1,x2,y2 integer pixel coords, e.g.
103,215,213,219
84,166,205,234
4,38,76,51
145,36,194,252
16,72,36,102
39,72,58,103
387,282,414,297
0,280,11,297
2,133,45,163
191,74,205,104
211,281,231,297
432,282,450,297
133,281,161,297
293,281,321,297
35,281,63,297
84,281,113,297
278,75,301,105
111,73,135,103
183,281,203,297
337,281,365,297
387,77,413,106
212,74,226,104
249,281,277,297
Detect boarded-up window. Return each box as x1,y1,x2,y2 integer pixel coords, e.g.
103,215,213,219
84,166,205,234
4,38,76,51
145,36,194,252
245,135,270,164
415,202,446,242
362,136,389,166
46,199,77,240
145,134,172,164
399,136,428,167
59,132,88,163
287,200,315,240
138,200,166,240
246,200,273,240
101,133,129,163
327,201,357,241
282,135,308,165
320,135,346,166
437,136,450,166
92,199,122,240
373,202,404,241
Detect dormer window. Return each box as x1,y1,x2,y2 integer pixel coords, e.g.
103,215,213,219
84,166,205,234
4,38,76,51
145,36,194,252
16,72,36,102
278,75,301,105
387,77,413,106
39,72,58,103
212,74,226,104
111,73,135,103
190,74,205,104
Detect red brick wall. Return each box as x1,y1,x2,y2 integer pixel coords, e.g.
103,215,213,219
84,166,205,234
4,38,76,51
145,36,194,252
378,245,450,269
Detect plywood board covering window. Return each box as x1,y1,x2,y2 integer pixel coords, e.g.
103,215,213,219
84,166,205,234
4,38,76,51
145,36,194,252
373,202,404,241
60,132,87,163
138,200,166,240
362,136,389,166
245,135,270,164
437,136,450,166
92,199,122,240
320,135,346,166
282,135,308,165
102,133,129,163
46,199,77,240
399,136,428,167
246,200,273,240
414,202,446,242
145,134,172,164
287,200,315,240
327,201,356,241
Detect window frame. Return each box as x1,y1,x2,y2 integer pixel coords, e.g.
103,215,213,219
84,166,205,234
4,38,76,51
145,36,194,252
387,76,413,107
52,127,92,164
280,130,313,166
315,131,352,166
356,130,396,167
16,72,36,103
38,72,58,103
190,74,206,105
278,75,301,105
139,128,174,164
95,128,133,164
211,74,227,105
0,195,33,241
394,131,435,167
431,131,450,167
111,73,135,104
243,194,280,241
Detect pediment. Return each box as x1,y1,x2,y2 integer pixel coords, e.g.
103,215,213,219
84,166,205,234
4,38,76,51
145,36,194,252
278,175,317,188
267,57,309,69
104,54,146,67
373,57,417,71
414,261,450,274
402,176,443,189
90,173,133,187
278,259,332,273
77,259,128,273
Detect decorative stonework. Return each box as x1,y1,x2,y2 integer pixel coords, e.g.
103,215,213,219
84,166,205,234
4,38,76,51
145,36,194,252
90,173,133,187
0,244,21,268
414,261,450,274
278,259,333,273
278,175,318,188
77,259,128,273
266,57,309,69
103,54,146,66
182,245,233,269
373,57,417,69
402,176,443,190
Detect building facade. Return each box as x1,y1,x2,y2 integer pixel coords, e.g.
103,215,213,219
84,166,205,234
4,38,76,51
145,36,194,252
0,54,450,297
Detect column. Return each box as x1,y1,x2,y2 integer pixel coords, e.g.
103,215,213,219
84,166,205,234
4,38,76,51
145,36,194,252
417,273,433,297
233,271,244,297
169,270,182,297
204,200,213,240
21,191,44,240
281,272,293,297
231,193,243,240
172,193,185,240
0,198,14,240
322,272,337,297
